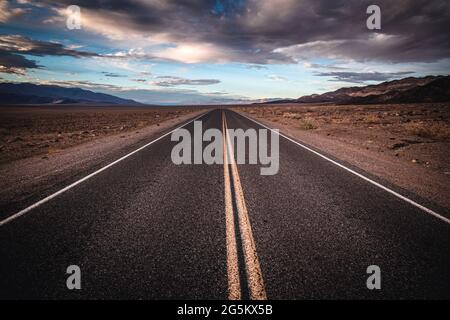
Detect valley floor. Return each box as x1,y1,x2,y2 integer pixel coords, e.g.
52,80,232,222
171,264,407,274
234,103,450,209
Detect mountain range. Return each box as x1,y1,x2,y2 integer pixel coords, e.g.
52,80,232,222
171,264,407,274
0,83,141,105
266,75,450,105
1,75,449,106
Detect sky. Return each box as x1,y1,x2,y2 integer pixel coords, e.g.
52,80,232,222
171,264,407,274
0,0,450,105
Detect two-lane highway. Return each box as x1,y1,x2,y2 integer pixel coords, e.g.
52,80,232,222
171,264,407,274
1,109,449,299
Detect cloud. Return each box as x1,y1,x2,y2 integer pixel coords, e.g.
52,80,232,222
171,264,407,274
274,33,447,63
151,76,221,87
105,43,291,64
101,72,126,78
152,43,234,64
303,62,347,70
0,51,40,74
315,71,414,83
246,65,268,70
0,1,28,23
106,44,233,64
39,79,125,91
267,75,288,82
0,35,104,75
131,79,147,83
0,35,100,58
30,0,450,65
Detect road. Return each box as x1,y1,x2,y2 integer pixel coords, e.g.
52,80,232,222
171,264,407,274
1,109,449,299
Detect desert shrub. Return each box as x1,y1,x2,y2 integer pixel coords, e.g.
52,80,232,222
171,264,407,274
299,118,318,130
282,112,302,119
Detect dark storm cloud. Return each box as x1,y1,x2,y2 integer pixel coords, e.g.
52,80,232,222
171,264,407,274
0,35,100,58
315,71,414,83
0,35,103,74
0,51,40,74
35,0,450,64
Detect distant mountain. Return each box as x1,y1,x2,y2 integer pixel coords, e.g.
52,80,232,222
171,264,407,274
266,75,450,105
0,82,142,105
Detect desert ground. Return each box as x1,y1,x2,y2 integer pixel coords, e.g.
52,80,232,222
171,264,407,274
234,103,450,208
1,103,449,210
0,105,203,164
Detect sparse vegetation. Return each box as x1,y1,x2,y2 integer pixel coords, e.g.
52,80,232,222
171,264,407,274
299,118,318,130
282,112,302,120
235,103,450,174
0,106,201,164
281,111,318,129
405,122,450,140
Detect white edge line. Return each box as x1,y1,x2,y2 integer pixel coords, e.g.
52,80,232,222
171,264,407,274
0,111,210,227
238,112,450,225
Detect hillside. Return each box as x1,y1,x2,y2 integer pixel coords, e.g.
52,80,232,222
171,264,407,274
0,83,141,105
267,75,450,105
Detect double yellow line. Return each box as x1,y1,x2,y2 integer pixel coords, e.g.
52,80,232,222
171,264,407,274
222,111,267,300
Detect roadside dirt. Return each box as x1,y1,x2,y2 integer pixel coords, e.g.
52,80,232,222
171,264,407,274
234,103,450,209
0,107,205,212
0,105,202,164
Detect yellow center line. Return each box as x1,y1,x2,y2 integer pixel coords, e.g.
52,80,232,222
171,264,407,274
223,111,267,300
222,112,241,300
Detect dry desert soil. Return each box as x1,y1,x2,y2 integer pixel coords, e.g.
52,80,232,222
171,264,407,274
234,103,450,209
0,105,203,164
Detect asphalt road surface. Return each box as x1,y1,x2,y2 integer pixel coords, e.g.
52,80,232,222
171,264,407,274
1,109,449,299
